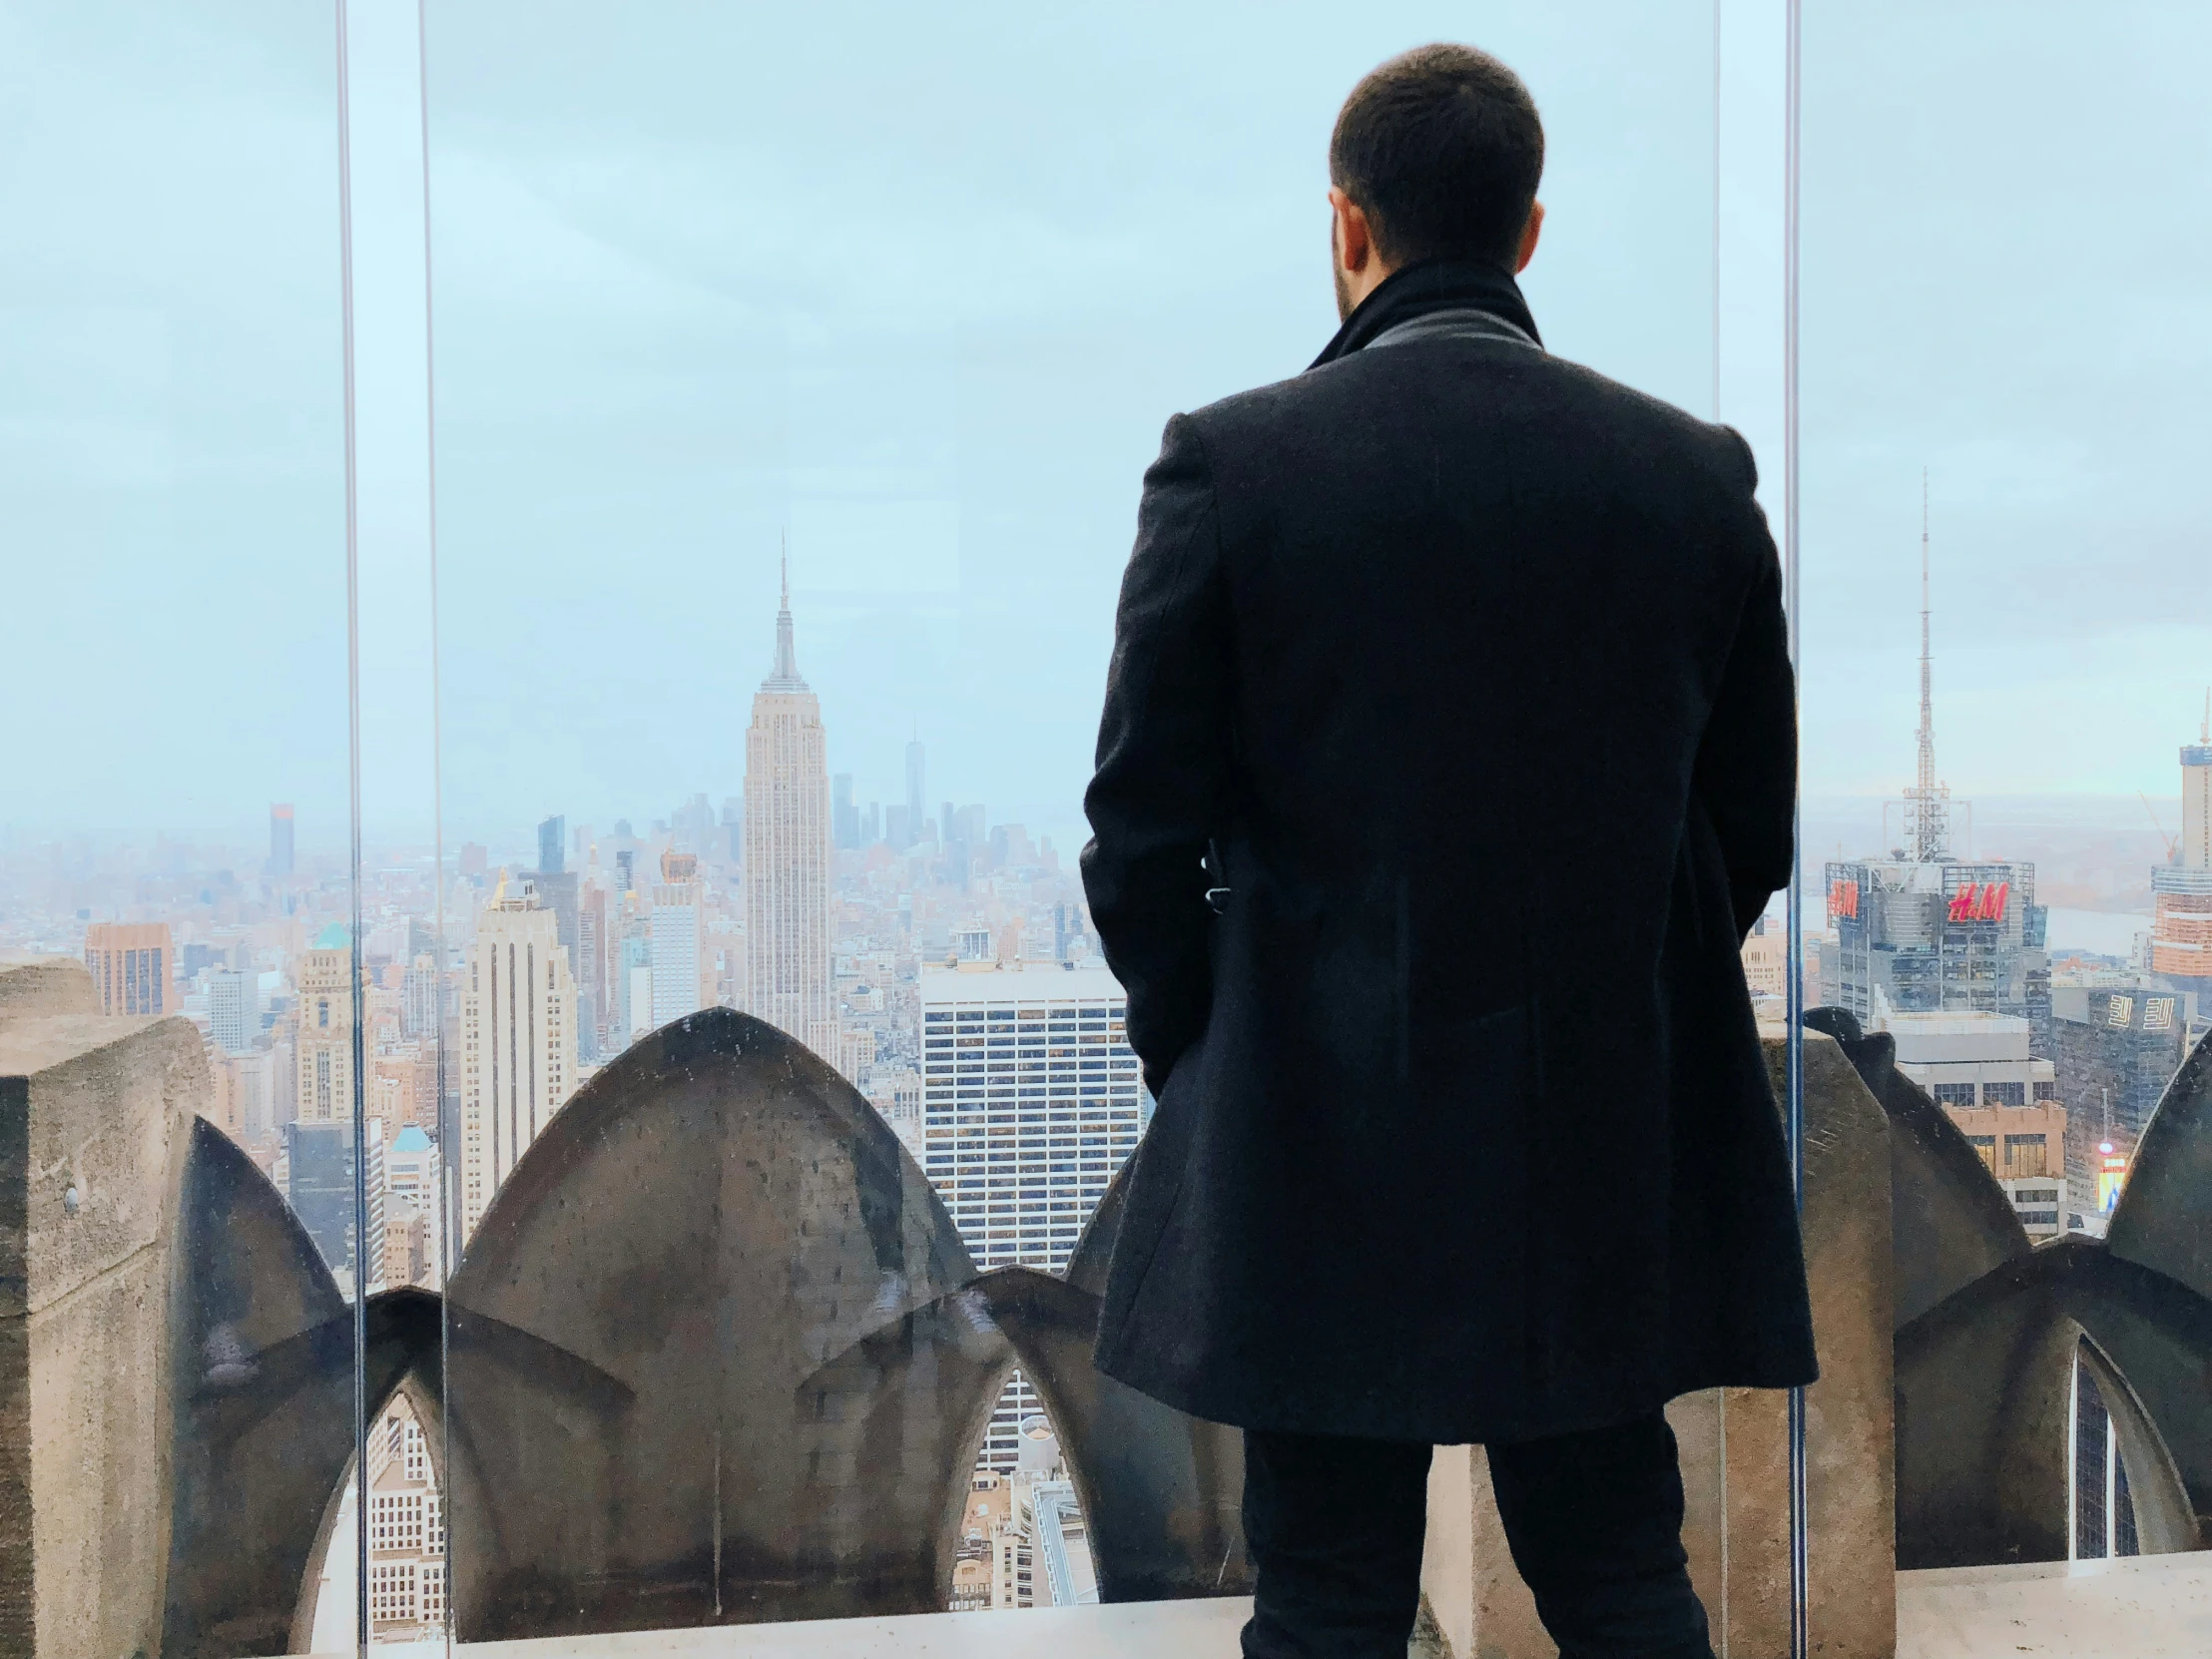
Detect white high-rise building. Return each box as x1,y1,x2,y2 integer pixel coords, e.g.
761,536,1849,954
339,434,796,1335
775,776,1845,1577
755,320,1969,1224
209,967,258,1055
918,962,1145,1471
364,1395,446,1641
400,952,441,1039
458,876,578,1242
743,561,834,1059
649,849,704,1030
212,1048,276,1145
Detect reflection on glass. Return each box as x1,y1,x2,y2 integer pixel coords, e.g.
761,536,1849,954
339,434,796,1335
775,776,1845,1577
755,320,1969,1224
411,0,1771,1637
0,2,384,1651
1803,0,2211,1586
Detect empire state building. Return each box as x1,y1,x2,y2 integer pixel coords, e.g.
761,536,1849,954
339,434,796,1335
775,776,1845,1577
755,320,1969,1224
744,560,835,1061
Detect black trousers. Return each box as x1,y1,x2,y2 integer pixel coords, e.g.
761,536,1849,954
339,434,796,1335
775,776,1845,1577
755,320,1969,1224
1241,1414,1714,1659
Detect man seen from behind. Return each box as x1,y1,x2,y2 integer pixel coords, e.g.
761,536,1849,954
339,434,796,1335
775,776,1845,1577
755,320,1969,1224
1081,43,1817,1659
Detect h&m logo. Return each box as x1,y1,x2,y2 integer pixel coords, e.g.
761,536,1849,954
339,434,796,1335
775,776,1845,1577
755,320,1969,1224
1947,881,2010,923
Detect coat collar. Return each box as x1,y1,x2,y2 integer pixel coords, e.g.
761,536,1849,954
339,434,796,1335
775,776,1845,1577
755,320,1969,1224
1308,260,1543,370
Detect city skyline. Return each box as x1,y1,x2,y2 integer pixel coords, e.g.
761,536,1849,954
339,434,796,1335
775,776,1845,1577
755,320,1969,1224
7,486,2204,1633
6,3,2207,1642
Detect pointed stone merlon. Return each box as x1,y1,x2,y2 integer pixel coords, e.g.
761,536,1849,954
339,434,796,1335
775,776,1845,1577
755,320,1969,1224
1418,1033,1897,1659
0,958,207,1659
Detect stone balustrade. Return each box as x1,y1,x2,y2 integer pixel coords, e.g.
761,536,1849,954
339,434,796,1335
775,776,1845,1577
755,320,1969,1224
5,953,2209,1659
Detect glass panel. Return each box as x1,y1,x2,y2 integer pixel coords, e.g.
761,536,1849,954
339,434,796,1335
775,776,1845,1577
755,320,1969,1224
419,1,1776,1642
334,0,451,1648
1805,0,2211,1595
0,4,367,1653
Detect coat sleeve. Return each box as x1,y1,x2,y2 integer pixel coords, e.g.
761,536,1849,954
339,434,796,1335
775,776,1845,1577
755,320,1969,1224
1693,438,1798,942
1081,413,1232,1095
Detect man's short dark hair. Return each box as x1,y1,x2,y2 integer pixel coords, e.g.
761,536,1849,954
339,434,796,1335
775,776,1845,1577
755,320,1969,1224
1330,45,1544,272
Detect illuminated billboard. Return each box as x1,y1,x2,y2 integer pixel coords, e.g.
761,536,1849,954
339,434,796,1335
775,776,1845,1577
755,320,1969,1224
2097,1140,2128,1213
1946,880,2010,923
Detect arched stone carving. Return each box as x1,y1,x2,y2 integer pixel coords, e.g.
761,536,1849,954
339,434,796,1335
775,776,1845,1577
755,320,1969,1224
976,1265,1251,1603
993,1156,1251,1601
442,1008,1000,1637
163,1118,441,1658
2107,1030,2212,1308
1817,1007,2212,1567
1804,1008,2025,1328
151,1006,1262,1649
2091,1030,2212,1536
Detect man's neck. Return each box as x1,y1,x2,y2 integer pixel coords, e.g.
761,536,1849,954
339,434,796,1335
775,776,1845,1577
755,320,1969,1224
1338,263,1399,323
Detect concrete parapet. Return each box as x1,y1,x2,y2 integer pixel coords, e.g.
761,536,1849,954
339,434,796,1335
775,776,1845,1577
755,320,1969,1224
0,958,205,1659
35,967,2179,1659
0,959,96,1022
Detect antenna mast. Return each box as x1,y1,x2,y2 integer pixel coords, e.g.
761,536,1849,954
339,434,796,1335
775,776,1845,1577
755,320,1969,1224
766,528,805,689
1905,471,1949,861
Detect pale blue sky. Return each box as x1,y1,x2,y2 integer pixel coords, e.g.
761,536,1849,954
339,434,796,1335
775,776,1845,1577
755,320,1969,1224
4,1,2205,850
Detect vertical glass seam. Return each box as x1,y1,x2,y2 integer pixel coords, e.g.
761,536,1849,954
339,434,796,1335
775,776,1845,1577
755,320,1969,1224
413,0,454,1646
331,2,368,1654
1711,2,1729,1652
1782,0,1810,1655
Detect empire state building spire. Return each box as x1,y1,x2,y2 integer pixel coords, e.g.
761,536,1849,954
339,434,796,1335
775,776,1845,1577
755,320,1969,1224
765,535,808,692
744,532,834,1063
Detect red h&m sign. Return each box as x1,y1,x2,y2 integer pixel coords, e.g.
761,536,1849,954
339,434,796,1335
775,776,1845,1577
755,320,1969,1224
1828,878,1861,921
1947,881,2010,923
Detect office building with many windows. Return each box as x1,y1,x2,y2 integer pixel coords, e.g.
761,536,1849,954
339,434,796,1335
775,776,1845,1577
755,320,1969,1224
2051,984,2196,1220
459,877,578,1242
1883,1010,2067,1238
364,1396,446,1641
83,920,172,1017
918,961,1144,1470
1824,858,2051,1047
208,965,256,1054
283,1116,385,1295
649,850,704,1031
2150,729,2212,983
294,923,354,1124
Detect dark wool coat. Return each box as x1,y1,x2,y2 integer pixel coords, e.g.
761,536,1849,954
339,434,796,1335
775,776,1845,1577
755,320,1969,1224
1080,263,1818,1445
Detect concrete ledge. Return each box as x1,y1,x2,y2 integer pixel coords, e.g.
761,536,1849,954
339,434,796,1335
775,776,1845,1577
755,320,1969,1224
1897,1553,2212,1659
320,1557,2212,1659
323,1596,1251,1659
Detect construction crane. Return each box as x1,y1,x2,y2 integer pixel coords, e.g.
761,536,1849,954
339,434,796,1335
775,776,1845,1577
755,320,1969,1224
2141,792,2179,863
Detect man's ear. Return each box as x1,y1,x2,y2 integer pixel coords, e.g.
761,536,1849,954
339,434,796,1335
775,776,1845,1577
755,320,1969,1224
1514,201,1545,275
1329,186,1374,275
